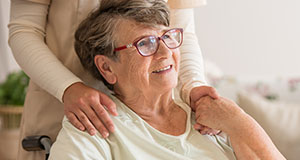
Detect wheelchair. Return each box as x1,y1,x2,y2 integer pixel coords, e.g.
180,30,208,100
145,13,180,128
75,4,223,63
22,135,52,160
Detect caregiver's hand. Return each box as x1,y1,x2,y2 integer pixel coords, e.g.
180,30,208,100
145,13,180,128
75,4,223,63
194,96,245,133
190,86,220,135
63,82,117,138
190,86,219,111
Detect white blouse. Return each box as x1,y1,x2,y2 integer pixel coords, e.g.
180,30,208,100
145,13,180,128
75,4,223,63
49,94,236,160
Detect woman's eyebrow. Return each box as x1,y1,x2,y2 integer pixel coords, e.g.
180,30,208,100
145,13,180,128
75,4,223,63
131,28,170,41
161,28,170,32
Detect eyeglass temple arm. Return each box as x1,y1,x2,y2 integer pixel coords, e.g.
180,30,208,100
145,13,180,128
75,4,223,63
114,44,133,52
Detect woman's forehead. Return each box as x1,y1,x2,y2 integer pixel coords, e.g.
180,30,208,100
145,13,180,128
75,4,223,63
116,20,169,43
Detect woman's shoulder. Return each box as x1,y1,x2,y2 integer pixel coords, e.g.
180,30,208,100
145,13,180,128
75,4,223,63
51,117,112,159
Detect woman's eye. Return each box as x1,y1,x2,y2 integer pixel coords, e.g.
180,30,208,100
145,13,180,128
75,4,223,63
138,41,146,47
162,34,170,39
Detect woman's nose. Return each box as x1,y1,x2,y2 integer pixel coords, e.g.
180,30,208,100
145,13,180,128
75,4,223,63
155,40,173,59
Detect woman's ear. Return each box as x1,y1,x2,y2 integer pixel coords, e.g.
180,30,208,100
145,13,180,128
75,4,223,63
94,55,117,84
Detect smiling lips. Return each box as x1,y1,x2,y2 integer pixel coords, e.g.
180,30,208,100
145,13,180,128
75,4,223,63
152,65,172,73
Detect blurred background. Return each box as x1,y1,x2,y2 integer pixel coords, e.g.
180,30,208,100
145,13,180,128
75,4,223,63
1,0,300,159
195,0,300,78
195,2,300,159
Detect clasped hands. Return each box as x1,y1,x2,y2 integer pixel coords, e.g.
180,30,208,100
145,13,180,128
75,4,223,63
191,86,245,136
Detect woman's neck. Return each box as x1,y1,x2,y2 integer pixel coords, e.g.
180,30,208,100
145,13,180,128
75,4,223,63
115,89,174,116
114,89,187,136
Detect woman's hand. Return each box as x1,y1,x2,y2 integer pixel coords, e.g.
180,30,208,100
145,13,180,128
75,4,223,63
194,96,245,133
63,82,117,138
194,96,286,159
190,86,220,135
193,123,221,135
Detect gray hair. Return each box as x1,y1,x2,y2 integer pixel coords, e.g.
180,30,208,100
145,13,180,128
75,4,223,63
75,0,170,90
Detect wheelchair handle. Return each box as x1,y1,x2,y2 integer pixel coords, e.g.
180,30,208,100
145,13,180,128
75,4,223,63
22,135,52,160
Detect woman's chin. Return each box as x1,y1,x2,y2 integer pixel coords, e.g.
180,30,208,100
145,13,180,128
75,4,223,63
149,69,178,92
153,78,178,92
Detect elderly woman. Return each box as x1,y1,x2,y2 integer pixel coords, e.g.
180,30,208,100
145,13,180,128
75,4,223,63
49,0,285,159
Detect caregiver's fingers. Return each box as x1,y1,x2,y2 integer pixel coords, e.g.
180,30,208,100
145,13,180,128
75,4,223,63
99,93,118,116
66,112,85,131
65,107,98,136
207,87,219,99
91,99,115,134
78,102,110,137
63,82,117,137
190,86,219,111
75,107,99,136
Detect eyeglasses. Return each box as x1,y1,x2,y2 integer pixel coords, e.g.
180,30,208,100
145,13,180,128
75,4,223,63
114,28,183,57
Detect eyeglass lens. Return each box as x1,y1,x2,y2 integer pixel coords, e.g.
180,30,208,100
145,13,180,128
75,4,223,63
137,29,182,56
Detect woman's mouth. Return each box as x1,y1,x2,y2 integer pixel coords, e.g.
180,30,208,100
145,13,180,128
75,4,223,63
152,65,172,73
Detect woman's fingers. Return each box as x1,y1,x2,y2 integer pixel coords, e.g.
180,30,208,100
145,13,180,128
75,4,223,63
194,123,221,136
194,123,204,130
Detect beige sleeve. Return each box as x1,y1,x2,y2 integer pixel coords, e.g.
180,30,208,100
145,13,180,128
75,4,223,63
25,0,50,5
8,0,82,102
168,0,206,9
170,8,208,105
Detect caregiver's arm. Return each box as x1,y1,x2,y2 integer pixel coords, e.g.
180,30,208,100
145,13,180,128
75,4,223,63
8,0,116,137
195,96,286,160
169,5,220,135
169,7,218,106
169,7,208,105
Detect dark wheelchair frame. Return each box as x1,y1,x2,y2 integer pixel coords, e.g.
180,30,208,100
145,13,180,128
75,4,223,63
22,135,52,160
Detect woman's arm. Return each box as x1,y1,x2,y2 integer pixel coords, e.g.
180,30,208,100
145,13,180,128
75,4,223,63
228,114,285,159
194,96,285,159
8,0,117,137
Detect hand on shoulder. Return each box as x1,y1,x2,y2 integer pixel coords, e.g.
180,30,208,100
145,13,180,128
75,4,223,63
63,82,117,137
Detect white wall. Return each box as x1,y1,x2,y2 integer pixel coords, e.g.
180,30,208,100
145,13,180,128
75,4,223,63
195,0,300,78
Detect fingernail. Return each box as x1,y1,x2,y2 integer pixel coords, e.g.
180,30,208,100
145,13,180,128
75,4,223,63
80,126,85,131
103,131,109,138
90,129,96,135
113,109,118,116
109,125,115,132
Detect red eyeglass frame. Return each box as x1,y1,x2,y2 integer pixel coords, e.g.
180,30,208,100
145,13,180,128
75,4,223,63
114,28,183,57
